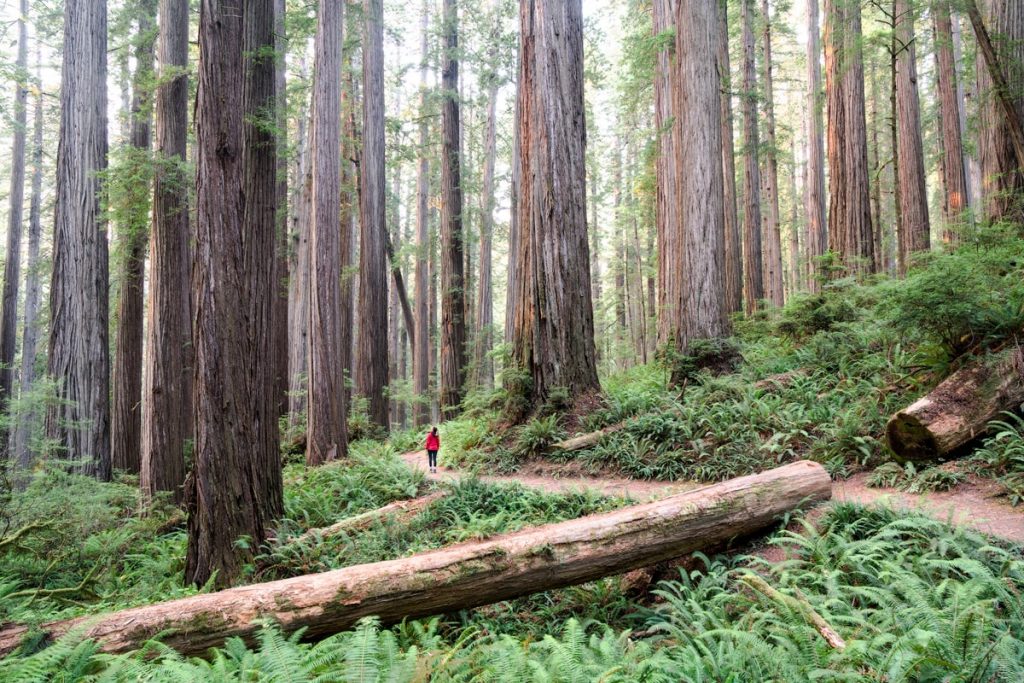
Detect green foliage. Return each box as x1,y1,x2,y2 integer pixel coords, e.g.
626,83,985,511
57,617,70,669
775,282,860,339
971,413,1024,505
515,414,565,458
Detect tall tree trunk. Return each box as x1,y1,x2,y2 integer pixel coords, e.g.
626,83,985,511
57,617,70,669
0,0,29,461
273,0,289,417
890,18,903,274
510,0,599,413
933,0,970,239
307,0,347,467
340,49,357,422
112,0,157,475
186,0,281,589
788,136,801,296
505,48,522,346
869,57,885,270
805,0,827,291
14,44,43,470
760,0,784,307
287,150,312,427
47,0,111,480
971,0,1024,224
655,0,683,342
358,0,389,430
824,0,875,274
718,0,743,314
413,0,431,426
951,13,978,212
142,0,192,500
741,0,764,313
613,140,626,339
895,0,931,274
474,69,498,390
439,0,467,419
661,0,729,369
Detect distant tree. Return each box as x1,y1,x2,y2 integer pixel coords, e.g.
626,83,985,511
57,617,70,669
895,0,930,273
760,0,784,306
805,0,827,290
413,0,431,426
741,0,764,312
719,0,743,313
932,0,971,238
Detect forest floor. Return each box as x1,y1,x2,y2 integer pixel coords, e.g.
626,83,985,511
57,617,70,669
401,449,1024,543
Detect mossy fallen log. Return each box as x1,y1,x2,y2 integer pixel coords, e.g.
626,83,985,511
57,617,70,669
552,423,624,452
0,461,831,657
886,346,1024,461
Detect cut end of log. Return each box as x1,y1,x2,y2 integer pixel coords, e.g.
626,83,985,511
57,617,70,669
886,408,940,462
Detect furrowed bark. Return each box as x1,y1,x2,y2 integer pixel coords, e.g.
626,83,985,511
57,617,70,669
741,0,764,313
413,0,431,426
0,461,831,656
886,346,1024,461
805,0,827,291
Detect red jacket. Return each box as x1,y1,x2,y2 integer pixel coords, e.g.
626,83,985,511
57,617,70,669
426,433,440,451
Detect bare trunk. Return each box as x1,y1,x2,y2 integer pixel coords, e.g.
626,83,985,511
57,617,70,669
719,0,743,313
1,461,831,657
933,0,971,239
824,0,875,274
655,0,683,344
14,48,43,470
413,0,431,426
511,0,600,412
307,0,347,467
474,73,498,390
273,0,289,417
112,0,157,475
0,0,29,460
439,0,467,419
185,0,282,589
142,0,192,500
357,0,389,430
887,346,1024,461
805,0,827,292
47,0,111,480
741,0,764,313
760,0,784,307
788,136,801,297
895,0,930,274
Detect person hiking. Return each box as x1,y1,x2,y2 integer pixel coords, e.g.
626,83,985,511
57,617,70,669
425,427,440,474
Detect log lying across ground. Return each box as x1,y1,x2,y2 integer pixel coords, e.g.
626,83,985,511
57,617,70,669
552,423,625,452
0,461,830,657
294,492,446,544
886,346,1024,461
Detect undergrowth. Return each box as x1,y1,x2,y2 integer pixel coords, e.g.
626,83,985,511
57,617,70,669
4,504,1022,681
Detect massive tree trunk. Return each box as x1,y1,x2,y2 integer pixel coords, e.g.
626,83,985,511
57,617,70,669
307,0,347,467
439,0,467,420
474,61,498,390
805,0,827,292
510,0,600,412
741,0,764,313
933,0,971,239
760,0,785,307
287,152,312,427
47,0,111,480
824,0,875,275
0,0,29,460
13,49,43,470
887,346,1024,461
719,0,743,314
112,0,157,476
971,0,1024,224
895,0,930,275
358,0,390,431
0,461,831,657
142,0,192,500
413,0,431,426
186,0,281,589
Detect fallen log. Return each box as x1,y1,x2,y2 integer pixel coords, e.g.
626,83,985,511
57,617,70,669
753,369,809,393
886,346,1024,461
0,461,830,657
293,492,446,544
552,423,625,452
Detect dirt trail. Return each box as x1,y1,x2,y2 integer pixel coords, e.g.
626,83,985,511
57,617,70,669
402,450,1024,543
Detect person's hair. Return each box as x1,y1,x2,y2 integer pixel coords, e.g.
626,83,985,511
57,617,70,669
431,426,438,435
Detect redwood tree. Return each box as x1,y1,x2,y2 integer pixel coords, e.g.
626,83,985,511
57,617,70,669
142,0,192,499
741,0,764,312
895,0,930,273
761,0,785,306
358,0,390,430
413,0,431,426
0,0,29,460
510,0,600,412
439,0,467,419
805,0,827,290
718,0,743,314
112,0,157,475
933,0,971,236
824,0,875,273
307,0,346,466
47,0,111,479
186,0,281,589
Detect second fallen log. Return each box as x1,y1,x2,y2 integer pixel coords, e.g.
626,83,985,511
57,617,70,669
0,460,831,657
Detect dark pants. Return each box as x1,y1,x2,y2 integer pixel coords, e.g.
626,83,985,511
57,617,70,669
427,450,438,468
